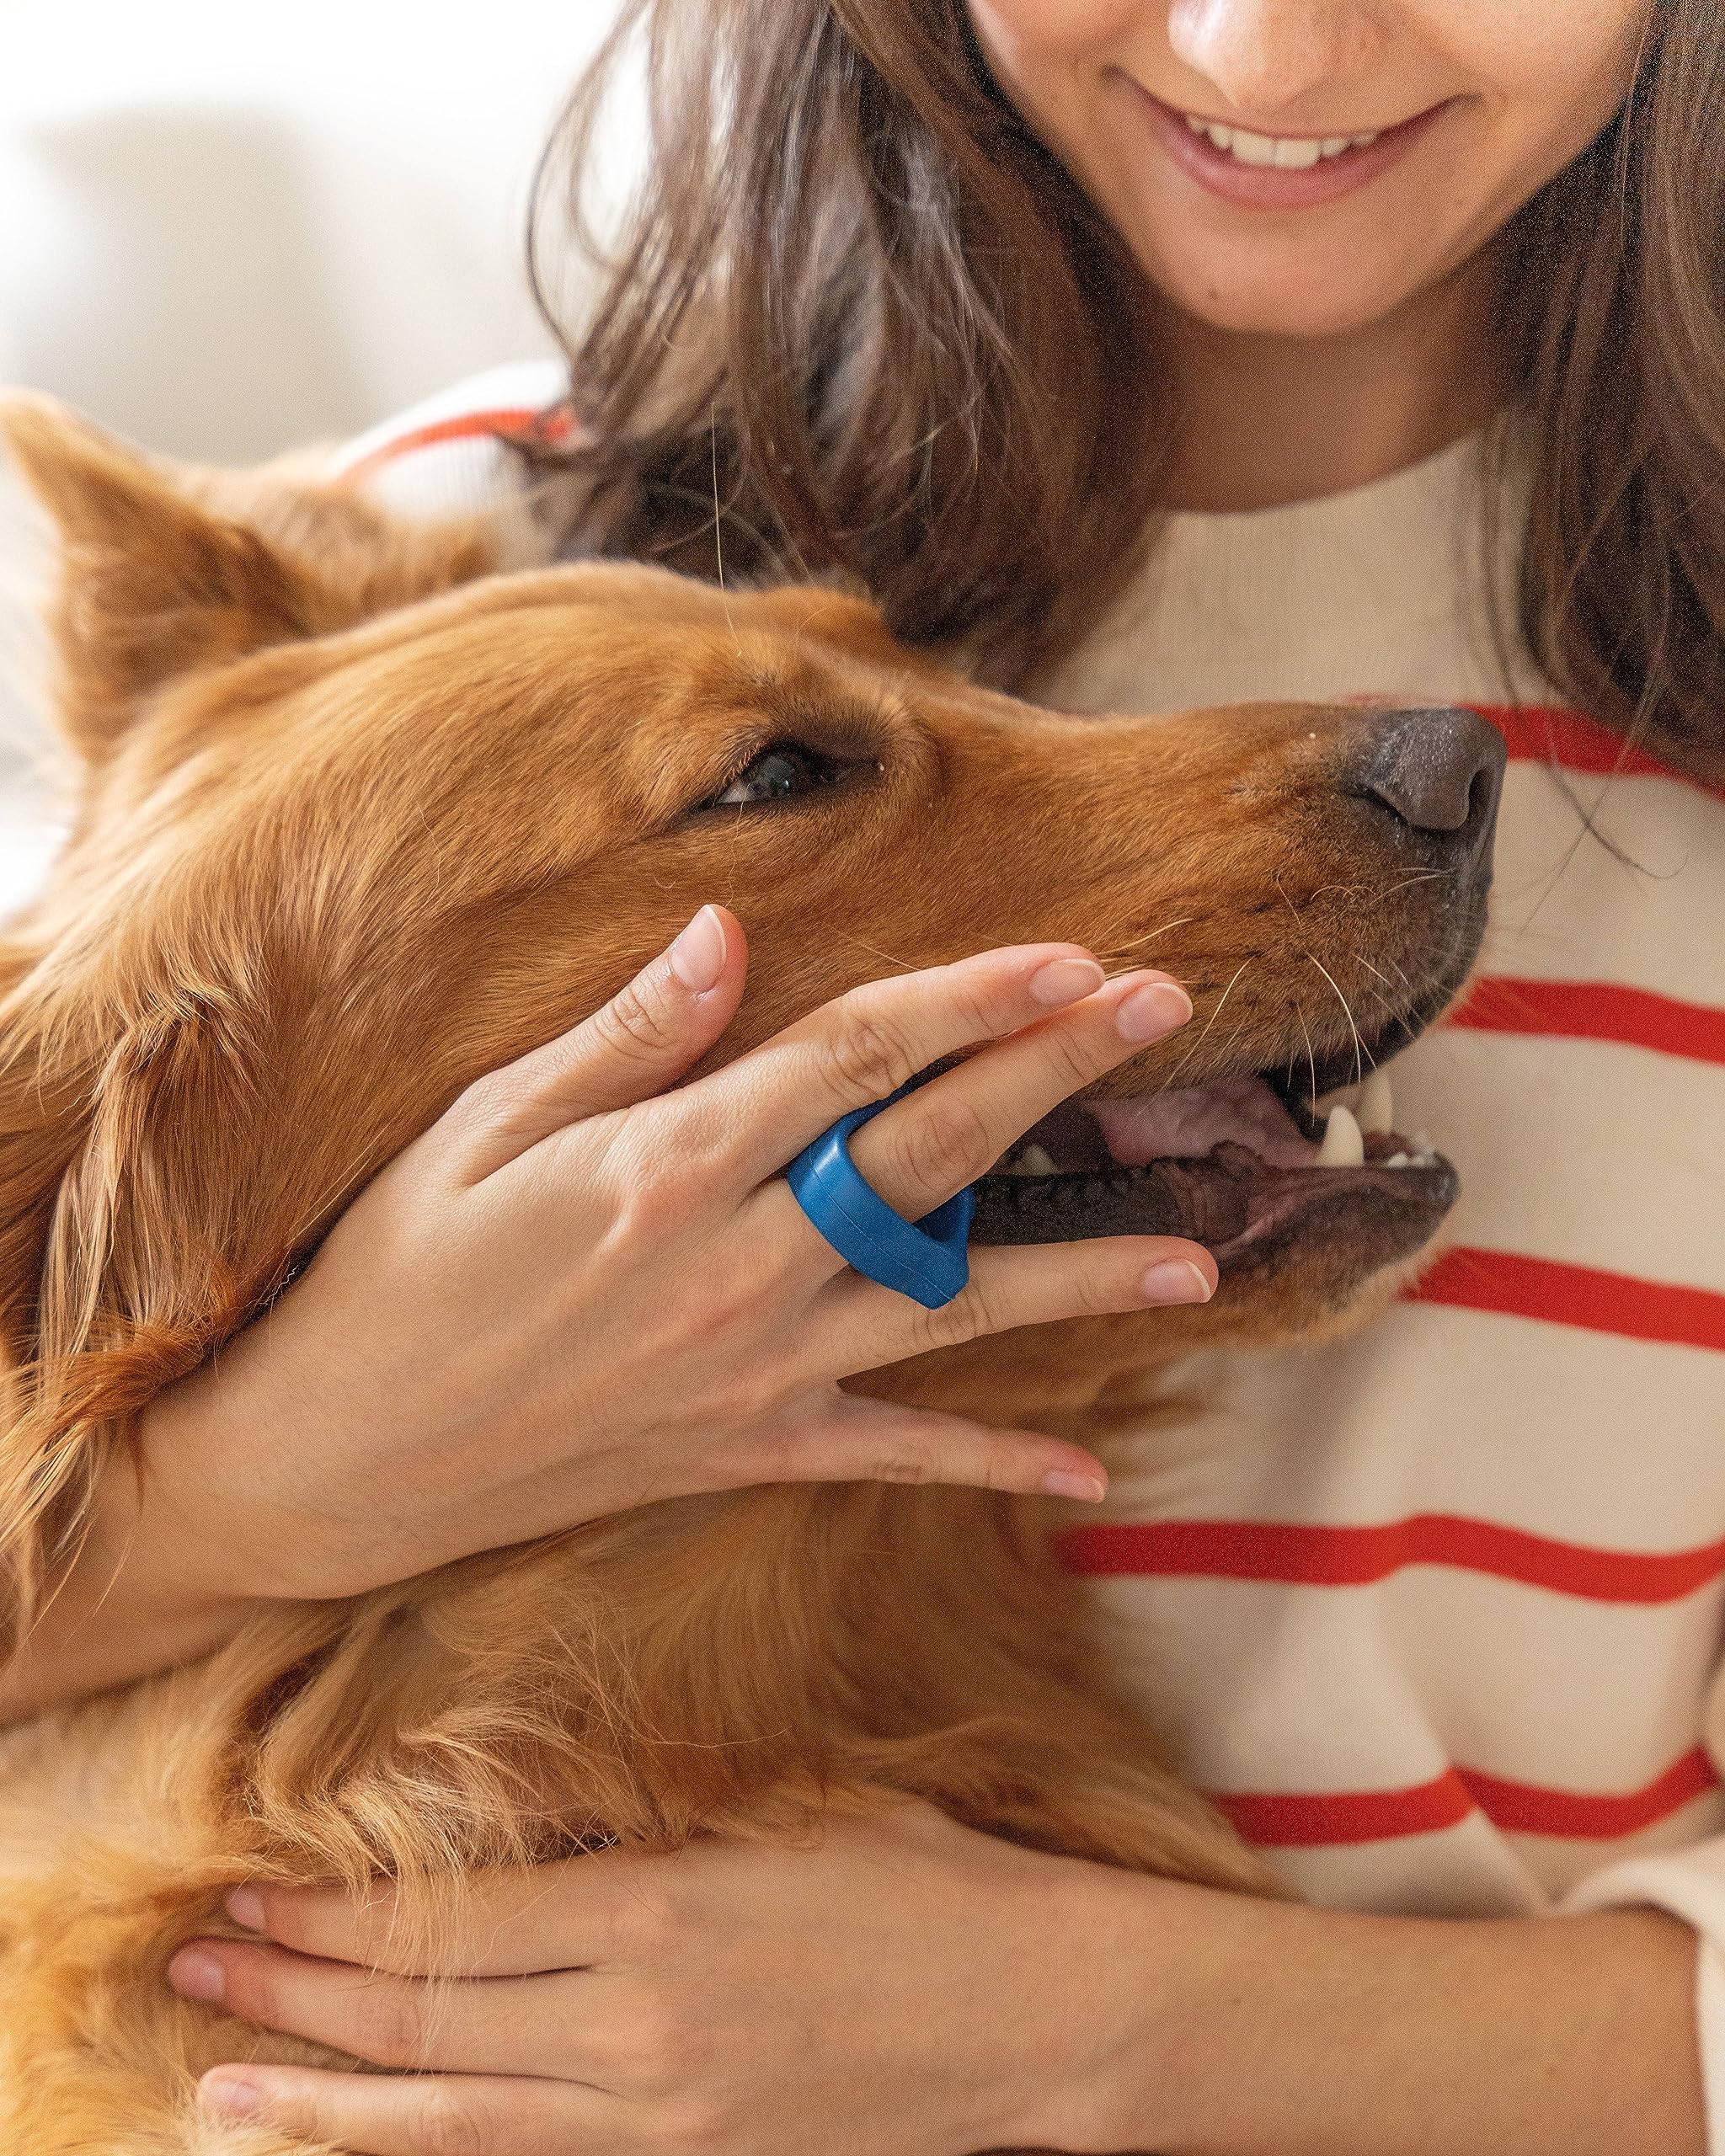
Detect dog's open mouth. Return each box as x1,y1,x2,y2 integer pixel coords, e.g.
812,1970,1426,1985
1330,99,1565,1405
969,1027,1458,1276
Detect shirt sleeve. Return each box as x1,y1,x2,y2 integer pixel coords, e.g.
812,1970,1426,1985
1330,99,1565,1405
325,359,574,565
1562,1671,1725,2151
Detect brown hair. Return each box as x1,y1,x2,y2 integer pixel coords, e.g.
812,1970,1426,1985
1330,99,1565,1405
527,0,1725,781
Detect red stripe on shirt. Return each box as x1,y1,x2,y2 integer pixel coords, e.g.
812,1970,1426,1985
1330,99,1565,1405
342,404,577,482
1407,1248,1725,1353
1450,978,1725,1067
1470,702,1724,800
1059,1516,1725,1603
1212,1746,1720,1847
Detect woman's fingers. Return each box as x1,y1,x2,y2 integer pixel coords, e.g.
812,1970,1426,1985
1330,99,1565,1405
694,942,1112,1187
196,2065,601,2155
170,1938,582,2078
844,969,1192,1220
818,1231,1217,1385
736,1387,1114,1502
443,905,747,1182
212,1867,610,1981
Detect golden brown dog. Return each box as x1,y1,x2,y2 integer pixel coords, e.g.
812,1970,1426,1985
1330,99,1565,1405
0,401,1503,2152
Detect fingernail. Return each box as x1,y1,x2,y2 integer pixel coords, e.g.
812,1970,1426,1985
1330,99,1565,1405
200,2073,264,2119
1043,1468,1107,1502
1140,1258,1215,1305
168,1946,227,2004
1115,979,1194,1043
1029,956,1105,1007
226,1885,266,1934
669,905,726,993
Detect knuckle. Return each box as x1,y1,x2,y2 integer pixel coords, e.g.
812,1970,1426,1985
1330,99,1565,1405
869,1449,941,1486
910,1284,989,1355
419,2086,489,2156
1041,1022,1105,1095
663,2097,727,2152
611,1163,690,1247
350,1983,425,2068
891,1096,996,1193
825,1008,920,1105
1072,1262,1128,1319
617,1991,700,2089
592,979,678,1065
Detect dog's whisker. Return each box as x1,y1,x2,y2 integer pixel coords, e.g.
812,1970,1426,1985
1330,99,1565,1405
1302,948,1367,1083
709,406,742,659
1092,915,1198,963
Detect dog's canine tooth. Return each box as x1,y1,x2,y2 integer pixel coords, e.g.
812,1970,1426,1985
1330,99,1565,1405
1356,1069,1395,1135
1315,1103,1365,1168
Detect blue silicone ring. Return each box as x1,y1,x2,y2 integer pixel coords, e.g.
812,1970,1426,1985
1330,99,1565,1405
786,1088,977,1310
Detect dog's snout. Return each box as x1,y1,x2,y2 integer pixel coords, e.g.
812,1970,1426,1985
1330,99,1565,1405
1348,705,1506,841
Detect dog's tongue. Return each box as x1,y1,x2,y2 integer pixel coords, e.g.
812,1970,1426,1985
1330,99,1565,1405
1088,1075,1316,1171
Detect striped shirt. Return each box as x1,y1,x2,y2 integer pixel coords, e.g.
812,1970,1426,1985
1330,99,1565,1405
337,372,1725,2141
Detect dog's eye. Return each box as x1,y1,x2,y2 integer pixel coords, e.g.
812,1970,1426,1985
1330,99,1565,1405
705,743,845,809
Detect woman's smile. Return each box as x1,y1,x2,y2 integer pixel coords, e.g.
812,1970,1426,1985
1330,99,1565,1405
1129,83,1457,210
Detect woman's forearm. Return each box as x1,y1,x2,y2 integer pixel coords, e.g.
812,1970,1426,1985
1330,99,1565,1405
1065,1870,1704,2156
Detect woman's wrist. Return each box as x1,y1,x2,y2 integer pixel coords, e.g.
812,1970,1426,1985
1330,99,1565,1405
1009,1861,1257,2154
0,1407,265,1723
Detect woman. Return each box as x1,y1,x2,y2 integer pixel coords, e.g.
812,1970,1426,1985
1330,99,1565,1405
10,0,1725,2148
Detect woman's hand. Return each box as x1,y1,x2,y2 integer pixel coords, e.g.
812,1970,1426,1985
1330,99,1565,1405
174,1810,1706,2156
174,1804,1127,2156
138,903,1211,1606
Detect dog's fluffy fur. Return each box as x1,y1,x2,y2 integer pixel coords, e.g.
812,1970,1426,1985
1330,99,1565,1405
0,403,1482,2151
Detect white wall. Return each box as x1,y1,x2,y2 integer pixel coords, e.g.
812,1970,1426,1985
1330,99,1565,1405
0,0,624,458
1,0,631,912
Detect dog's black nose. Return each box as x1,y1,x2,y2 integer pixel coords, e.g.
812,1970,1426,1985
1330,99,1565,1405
1352,705,1506,838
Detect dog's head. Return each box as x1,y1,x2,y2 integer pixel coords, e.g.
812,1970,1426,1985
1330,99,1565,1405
0,401,1500,1618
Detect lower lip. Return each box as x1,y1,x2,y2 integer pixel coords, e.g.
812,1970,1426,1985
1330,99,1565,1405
1130,85,1452,211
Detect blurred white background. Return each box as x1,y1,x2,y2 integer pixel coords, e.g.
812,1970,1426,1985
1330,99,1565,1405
2,0,628,912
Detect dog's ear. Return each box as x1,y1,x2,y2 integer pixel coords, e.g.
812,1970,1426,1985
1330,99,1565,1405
0,950,304,1658
0,394,495,770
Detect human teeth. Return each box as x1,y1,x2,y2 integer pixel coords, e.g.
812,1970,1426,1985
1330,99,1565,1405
1315,1103,1365,1168
1188,117,1374,164
1356,1069,1395,1134
1214,124,1282,165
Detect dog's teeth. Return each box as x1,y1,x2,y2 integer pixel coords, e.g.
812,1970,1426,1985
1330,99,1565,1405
1385,1150,1411,1168
1000,1142,1060,1177
1315,1103,1365,1168
1356,1069,1395,1134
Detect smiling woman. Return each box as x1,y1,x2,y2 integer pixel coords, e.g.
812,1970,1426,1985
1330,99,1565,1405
528,0,1722,778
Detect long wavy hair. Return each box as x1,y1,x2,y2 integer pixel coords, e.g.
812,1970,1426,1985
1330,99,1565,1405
526,0,1725,781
